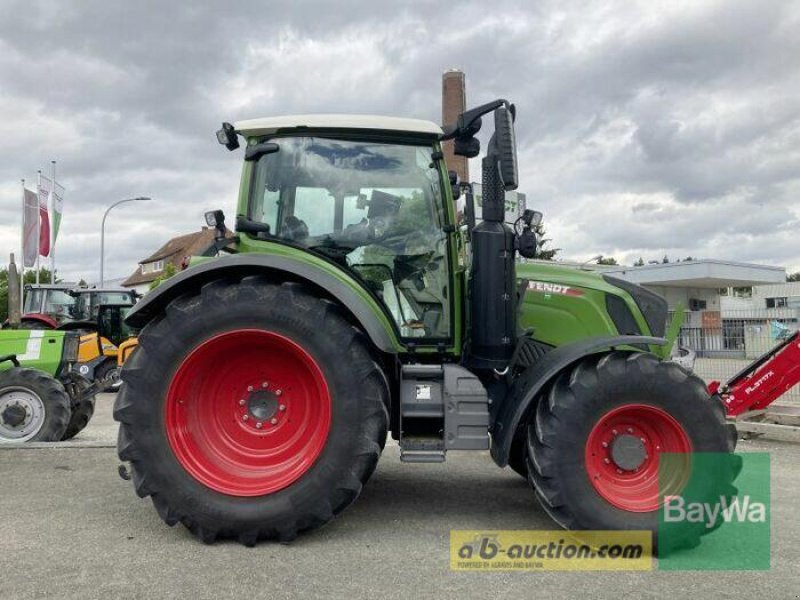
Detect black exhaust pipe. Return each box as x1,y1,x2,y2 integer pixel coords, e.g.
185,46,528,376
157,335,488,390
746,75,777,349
466,132,516,370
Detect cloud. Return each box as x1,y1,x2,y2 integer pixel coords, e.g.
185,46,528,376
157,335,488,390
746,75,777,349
0,0,799,284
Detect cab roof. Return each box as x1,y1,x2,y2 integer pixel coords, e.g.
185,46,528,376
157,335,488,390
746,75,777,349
233,114,444,138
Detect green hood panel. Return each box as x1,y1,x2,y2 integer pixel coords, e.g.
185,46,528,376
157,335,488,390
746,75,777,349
0,330,67,377
516,262,652,346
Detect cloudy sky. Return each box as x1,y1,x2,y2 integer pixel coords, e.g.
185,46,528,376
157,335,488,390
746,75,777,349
1,0,799,282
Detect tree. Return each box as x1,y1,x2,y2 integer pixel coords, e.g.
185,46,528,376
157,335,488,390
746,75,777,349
662,255,670,264
787,272,800,282
596,256,618,266
23,267,54,285
0,267,54,323
150,263,178,290
633,257,645,267
682,256,694,262
532,221,560,261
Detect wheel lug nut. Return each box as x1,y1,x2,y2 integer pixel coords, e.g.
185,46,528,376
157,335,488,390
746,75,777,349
601,441,608,448
603,458,610,464
242,415,249,421
256,422,263,429
262,382,269,388
611,429,618,436
239,399,246,406
275,389,283,397
270,418,278,425
627,427,634,433
616,468,623,474
279,404,286,412
640,437,646,443
247,386,254,392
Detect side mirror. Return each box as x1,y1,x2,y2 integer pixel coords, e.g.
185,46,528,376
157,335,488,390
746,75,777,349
494,106,519,191
216,122,239,151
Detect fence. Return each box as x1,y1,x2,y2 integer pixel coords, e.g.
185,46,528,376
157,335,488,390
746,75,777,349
677,308,800,405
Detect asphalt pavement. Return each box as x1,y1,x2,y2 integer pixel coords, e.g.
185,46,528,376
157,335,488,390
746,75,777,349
1,394,798,600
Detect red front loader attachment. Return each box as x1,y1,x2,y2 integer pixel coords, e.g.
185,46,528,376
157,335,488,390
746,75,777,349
709,331,800,416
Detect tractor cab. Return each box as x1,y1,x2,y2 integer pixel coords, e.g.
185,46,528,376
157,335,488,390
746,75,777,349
238,125,452,339
21,284,78,328
71,288,138,323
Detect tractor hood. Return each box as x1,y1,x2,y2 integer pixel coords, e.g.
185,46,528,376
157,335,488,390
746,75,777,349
515,262,669,346
516,262,621,295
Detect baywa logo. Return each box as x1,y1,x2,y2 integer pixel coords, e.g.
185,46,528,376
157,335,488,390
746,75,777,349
663,494,766,529
658,452,771,571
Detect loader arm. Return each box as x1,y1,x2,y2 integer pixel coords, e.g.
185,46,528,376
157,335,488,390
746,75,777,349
710,330,800,416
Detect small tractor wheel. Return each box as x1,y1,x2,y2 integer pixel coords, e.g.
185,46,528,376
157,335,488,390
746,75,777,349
94,359,120,391
526,351,739,552
0,368,71,442
114,278,389,545
61,378,96,441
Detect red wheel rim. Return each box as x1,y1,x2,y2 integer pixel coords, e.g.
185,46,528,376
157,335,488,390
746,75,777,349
584,404,691,512
165,330,331,497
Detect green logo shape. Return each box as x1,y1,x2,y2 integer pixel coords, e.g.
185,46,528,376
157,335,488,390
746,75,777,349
658,452,770,570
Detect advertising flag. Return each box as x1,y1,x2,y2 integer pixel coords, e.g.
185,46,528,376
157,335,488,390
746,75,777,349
22,188,39,267
51,181,65,244
37,175,51,257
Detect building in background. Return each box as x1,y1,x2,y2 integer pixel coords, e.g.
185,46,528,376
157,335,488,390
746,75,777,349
122,227,221,294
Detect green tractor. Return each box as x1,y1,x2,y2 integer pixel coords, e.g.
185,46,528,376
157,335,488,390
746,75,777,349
115,101,736,547
0,329,97,442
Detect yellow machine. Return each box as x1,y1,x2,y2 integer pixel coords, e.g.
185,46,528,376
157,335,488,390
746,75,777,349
76,333,121,387
116,337,139,368
76,330,138,389
76,304,140,388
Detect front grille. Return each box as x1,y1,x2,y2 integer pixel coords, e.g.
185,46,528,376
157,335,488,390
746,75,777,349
62,332,79,363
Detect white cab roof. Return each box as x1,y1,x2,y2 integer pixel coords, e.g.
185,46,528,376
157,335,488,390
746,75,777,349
234,114,443,137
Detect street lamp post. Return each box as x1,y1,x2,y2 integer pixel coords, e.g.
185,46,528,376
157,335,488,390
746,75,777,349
100,196,151,286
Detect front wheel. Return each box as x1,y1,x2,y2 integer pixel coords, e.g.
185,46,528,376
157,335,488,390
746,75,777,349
527,351,738,551
114,278,389,545
0,368,70,442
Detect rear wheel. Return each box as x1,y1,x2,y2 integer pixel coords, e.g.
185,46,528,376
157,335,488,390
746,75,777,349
61,377,96,441
114,278,389,545
0,368,70,442
527,351,738,551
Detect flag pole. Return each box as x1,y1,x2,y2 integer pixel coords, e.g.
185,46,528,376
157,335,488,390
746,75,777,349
20,178,25,313
50,160,56,281
36,170,41,285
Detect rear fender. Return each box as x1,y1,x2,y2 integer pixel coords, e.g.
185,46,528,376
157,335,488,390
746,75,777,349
491,335,667,467
125,254,400,354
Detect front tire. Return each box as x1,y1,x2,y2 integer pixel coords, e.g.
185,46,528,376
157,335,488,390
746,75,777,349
0,368,70,442
526,351,738,550
114,278,389,545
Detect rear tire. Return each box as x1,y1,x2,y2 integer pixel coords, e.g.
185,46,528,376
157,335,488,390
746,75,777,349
61,378,96,441
0,368,70,442
526,351,738,552
114,278,389,545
